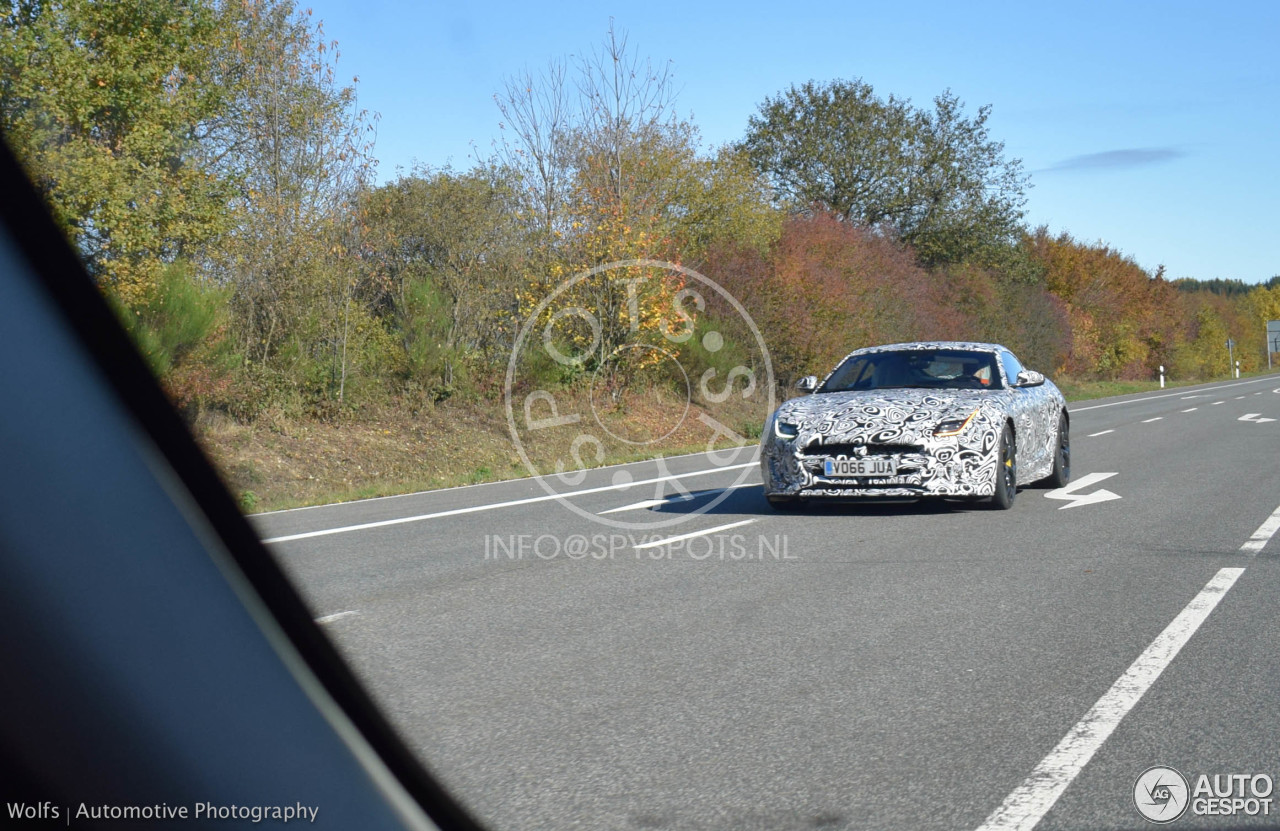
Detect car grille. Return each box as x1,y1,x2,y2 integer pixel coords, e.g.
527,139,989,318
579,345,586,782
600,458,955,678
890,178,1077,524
800,440,925,457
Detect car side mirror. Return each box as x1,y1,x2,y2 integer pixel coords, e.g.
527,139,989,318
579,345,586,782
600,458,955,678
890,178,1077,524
796,375,818,394
1015,369,1045,388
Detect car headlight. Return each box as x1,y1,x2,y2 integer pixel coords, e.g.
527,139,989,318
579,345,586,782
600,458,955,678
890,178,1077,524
773,419,800,440
933,409,978,437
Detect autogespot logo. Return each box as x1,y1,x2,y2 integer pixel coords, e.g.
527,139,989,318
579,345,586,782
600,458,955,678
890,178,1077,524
504,259,774,530
1135,766,1190,824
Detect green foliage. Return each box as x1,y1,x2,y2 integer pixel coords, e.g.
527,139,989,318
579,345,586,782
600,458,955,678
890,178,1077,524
115,262,229,376
740,78,1029,267
1,0,237,300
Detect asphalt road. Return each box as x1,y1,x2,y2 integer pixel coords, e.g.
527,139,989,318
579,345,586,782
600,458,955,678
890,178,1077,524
254,374,1280,831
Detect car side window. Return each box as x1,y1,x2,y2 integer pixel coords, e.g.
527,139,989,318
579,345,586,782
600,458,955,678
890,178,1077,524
1000,351,1025,386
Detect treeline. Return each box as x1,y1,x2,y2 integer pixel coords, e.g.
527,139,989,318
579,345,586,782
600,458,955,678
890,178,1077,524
3,4,1277,423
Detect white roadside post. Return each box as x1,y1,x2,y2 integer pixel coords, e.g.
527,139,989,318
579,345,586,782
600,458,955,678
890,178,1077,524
1236,360,1241,379
1159,365,1165,389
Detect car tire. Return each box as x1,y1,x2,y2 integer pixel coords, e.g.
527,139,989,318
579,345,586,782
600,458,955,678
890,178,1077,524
1039,412,1070,489
987,424,1017,510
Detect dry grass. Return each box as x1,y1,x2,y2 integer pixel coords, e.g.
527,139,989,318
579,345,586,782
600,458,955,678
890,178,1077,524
196,385,770,513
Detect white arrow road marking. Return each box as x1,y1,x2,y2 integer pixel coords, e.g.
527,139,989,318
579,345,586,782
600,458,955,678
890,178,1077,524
1239,413,1277,424
600,496,694,514
598,482,761,514
1044,472,1122,510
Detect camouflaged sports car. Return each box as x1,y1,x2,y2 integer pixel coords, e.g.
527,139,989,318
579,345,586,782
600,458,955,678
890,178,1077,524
760,342,1069,510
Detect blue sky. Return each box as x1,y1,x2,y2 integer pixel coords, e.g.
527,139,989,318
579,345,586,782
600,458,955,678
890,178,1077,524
308,0,1277,283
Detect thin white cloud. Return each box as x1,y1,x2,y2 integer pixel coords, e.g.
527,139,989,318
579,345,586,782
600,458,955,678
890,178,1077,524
1042,147,1187,173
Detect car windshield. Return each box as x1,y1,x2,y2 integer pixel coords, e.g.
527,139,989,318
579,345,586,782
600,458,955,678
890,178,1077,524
819,349,1003,392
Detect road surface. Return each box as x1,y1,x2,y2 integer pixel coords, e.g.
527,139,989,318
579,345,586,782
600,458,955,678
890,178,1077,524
254,374,1280,831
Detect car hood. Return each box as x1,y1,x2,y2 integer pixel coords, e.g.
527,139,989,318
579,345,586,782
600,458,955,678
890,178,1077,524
774,388,998,444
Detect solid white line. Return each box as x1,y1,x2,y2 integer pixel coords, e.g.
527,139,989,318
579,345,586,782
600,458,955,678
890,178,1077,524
1181,408,1198,412
316,610,360,624
1141,417,1163,423
262,463,756,544
975,567,1246,831
1070,376,1279,412
633,519,757,550
250,446,759,516
1087,430,1114,437
1241,504,1280,555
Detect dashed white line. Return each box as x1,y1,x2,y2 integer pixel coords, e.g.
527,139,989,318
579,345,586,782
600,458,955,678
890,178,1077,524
261,462,757,544
1236,395,1247,399
1181,408,1198,412
316,610,360,624
975,567,1246,831
633,519,757,550
1241,504,1280,555
1070,377,1280,412
1087,430,1115,437
1141,417,1163,423
1211,401,1225,405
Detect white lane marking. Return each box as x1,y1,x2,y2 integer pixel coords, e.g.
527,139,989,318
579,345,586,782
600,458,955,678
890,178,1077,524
600,497,688,514
1241,504,1280,555
633,519,757,550
1257,391,1265,395
598,482,760,514
1087,430,1114,437
1236,395,1247,399
262,463,757,544
1141,417,1163,423
250,446,758,516
975,567,1246,831
316,610,360,624
1044,472,1121,509
1181,408,1198,413
1180,395,1205,400
1239,413,1277,424
1071,376,1280,412
1211,401,1225,405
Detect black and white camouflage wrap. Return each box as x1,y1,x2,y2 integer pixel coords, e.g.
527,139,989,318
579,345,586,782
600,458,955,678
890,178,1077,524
760,342,1067,502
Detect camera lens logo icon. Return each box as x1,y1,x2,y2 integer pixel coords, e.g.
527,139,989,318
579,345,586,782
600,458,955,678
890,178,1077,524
1134,766,1189,824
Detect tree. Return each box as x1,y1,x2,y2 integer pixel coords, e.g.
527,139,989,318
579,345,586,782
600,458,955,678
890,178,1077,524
361,166,521,391
205,0,378,404
1,0,236,302
740,78,1029,266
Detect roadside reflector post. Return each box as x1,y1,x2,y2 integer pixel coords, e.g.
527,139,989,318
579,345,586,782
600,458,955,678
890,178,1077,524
1236,359,1241,379
1159,365,1165,389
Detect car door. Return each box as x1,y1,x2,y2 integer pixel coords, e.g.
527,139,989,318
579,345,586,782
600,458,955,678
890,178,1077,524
999,349,1046,475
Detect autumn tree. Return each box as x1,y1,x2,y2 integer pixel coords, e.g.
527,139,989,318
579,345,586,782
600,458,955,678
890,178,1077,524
740,78,1029,266
361,166,521,393
204,0,379,407
0,0,236,301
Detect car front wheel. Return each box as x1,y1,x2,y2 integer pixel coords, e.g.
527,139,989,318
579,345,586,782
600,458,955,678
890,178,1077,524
988,424,1017,510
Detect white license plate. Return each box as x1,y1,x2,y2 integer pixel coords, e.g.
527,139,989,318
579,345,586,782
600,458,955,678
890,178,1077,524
823,457,897,477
